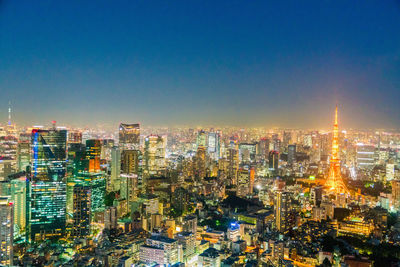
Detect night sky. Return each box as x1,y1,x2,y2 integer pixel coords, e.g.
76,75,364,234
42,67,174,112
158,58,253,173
0,0,399,129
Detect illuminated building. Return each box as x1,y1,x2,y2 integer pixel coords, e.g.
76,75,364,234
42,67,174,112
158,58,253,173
237,168,255,197
175,232,196,264
0,158,14,180
227,222,241,242
120,173,138,210
104,206,118,230
325,106,348,194
67,143,86,176
0,197,13,266
227,141,239,185
17,133,30,172
208,132,220,161
274,191,292,233
89,173,106,213
101,139,114,160
0,135,17,162
139,235,179,265
288,144,296,166
257,138,269,160
67,130,82,144
386,163,395,181
29,128,67,241
10,177,27,236
356,144,376,169
197,130,207,149
85,139,101,173
338,218,374,236
72,184,91,237
121,149,140,174
268,151,279,174
183,214,197,235
110,146,121,191
144,135,166,177
195,146,207,179
119,123,140,151
283,131,292,149
392,180,400,209
238,143,257,162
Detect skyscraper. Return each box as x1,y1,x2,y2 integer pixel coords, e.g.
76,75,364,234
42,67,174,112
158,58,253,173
0,197,13,266
119,123,140,150
85,139,101,173
207,132,220,161
110,146,121,191
17,133,31,172
269,150,279,174
29,128,67,241
10,177,27,237
274,191,291,233
144,135,166,177
72,184,91,237
288,144,296,166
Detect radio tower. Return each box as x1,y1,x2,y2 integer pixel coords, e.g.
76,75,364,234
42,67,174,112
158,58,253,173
325,105,348,194
8,101,11,126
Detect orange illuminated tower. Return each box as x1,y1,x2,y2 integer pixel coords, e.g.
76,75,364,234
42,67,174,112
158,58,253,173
325,106,348,193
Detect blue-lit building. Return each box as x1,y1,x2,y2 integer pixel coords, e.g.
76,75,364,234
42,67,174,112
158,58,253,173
28,129,67,241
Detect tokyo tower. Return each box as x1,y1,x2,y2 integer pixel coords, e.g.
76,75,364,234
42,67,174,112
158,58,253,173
325,106,348,194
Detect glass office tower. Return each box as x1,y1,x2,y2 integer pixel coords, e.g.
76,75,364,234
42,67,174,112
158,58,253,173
29,129,67,241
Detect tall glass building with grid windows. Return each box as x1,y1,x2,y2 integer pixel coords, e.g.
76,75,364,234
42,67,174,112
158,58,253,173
28,129,67,241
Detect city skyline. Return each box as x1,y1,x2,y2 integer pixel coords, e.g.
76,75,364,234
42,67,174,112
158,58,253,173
1,1,400,128
1,102,399,131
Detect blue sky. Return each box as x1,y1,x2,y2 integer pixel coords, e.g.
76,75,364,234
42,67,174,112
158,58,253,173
0,0,399,128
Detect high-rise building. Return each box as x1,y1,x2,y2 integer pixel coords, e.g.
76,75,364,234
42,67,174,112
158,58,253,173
10,177,27,237
121,149,140,174
104,206,118,230
197,130,207,149
120,173,138,209
274,191,292,233
144,135,166,177
17,133,31,172
29,128,67,241
227,141,239,185
356,144,376,169
288,144,296,165
392,180,400,209
257,138,269,160
269,151,279,173
119,123,140,150
67,130,82,144
72,184,91,237
237,168,254,197
0,197,13,266
110,146,121,191
387,163,395,181
86,139,101,173
238,143,257,163
207,132,220,161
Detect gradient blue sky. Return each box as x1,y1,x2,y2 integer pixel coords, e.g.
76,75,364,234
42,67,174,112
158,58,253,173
0,0,399,129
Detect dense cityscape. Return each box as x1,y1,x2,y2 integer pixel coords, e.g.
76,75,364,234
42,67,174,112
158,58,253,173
2,1,400,266
0,105,400,266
